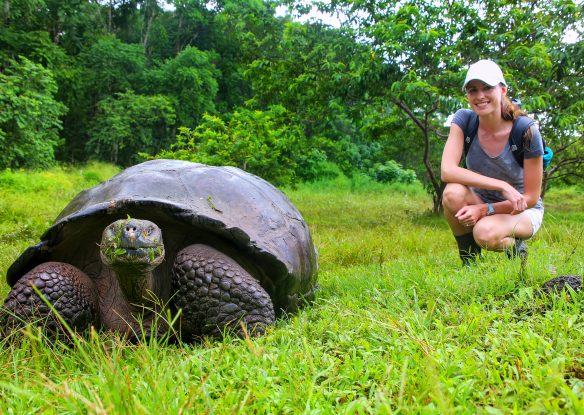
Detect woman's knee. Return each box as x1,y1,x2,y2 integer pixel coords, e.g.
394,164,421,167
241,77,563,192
473,221,502,249
474,215,534,249
442,183,470,210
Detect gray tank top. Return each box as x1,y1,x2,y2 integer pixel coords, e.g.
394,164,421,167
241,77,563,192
452,109,544,211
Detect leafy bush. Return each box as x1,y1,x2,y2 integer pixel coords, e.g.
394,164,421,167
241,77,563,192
156,105,319,185
368,160,418,184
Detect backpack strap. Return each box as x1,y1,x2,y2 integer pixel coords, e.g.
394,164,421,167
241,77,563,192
508,116,535,168
462,111,479,165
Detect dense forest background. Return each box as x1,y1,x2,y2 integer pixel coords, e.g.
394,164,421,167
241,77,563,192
1,0,582,211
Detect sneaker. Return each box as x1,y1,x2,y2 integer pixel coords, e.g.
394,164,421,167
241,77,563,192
506,238,528,263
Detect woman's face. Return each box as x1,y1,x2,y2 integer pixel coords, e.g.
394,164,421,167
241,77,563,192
465,80,506,117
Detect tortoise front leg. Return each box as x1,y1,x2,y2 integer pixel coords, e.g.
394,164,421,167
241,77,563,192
1,262,98,336
172,244,275,341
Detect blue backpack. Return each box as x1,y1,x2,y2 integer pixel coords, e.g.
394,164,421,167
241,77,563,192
462,112,554,169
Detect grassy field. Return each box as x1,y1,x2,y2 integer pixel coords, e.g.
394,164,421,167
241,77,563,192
0,164,582,414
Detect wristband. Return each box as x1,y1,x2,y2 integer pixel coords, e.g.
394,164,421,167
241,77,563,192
486,203,495,216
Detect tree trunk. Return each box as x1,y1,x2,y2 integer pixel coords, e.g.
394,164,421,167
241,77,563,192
142,5,156,56
3,0,10,22
392,98,444,214
175,11,184,54
108,0,113,33
111,142,118,165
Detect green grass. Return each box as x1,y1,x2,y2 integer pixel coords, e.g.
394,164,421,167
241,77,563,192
0,166,583,414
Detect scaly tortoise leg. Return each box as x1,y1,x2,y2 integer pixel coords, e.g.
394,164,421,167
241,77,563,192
172,244,275,340
1,262,98,336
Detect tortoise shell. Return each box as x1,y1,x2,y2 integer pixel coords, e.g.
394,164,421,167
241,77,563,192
6,159,318,314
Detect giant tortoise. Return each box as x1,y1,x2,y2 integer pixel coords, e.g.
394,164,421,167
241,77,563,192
1,160,318,341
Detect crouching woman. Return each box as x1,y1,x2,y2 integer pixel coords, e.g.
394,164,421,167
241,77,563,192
441,59,545,266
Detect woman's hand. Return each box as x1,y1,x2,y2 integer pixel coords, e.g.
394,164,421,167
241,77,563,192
500,183,527,214
455,205,485,227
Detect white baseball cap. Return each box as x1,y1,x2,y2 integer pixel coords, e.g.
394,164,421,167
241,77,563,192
462,59,507,91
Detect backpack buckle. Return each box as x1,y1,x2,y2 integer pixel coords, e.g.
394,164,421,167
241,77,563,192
465,137,471,143
511,144,518,152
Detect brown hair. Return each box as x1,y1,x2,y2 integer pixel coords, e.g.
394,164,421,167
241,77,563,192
501,95,533,144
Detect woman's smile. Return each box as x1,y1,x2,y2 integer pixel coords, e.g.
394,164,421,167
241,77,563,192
473,100,490,110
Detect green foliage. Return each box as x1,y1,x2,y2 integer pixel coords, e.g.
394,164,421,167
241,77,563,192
0,167,582,413
0,28,69,68
162,0,213,60
80,36,146,100
0,57,67,169
1,0,105,54
1,0,581,191
0,0,45,27
245,21,376,172
146,46,219,127
87,91,176,166
157,105,313,185
368,160,417,184
209,0,278,111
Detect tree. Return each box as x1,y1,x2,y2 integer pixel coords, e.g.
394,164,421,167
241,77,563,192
80,35,146,101
165,0,213,56
0,57,67,169
53,35,148,161
298,1,464,211
86,90,175,165
146,46,219,127
207,0,282,111
245,19,383,176
1,0,105,54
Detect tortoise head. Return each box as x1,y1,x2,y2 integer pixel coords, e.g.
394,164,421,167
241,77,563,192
100,218,165,272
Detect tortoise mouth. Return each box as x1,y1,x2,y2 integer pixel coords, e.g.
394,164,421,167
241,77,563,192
125,247,155,257
116,246,163,259
102,244,165,267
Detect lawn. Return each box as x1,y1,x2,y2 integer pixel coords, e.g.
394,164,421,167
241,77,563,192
0,164,582,414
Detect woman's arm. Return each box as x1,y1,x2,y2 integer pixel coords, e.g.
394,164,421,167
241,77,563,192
523,156,543,208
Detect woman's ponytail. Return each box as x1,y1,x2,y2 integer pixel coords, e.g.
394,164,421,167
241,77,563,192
501,95,526,121
501,94,532,144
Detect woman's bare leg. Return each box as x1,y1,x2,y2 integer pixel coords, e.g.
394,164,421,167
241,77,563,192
473,213,533,251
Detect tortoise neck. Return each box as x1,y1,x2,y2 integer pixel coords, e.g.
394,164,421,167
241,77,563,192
114,266,156,306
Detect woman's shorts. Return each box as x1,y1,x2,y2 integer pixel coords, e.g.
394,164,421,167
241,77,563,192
518,207,544,238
